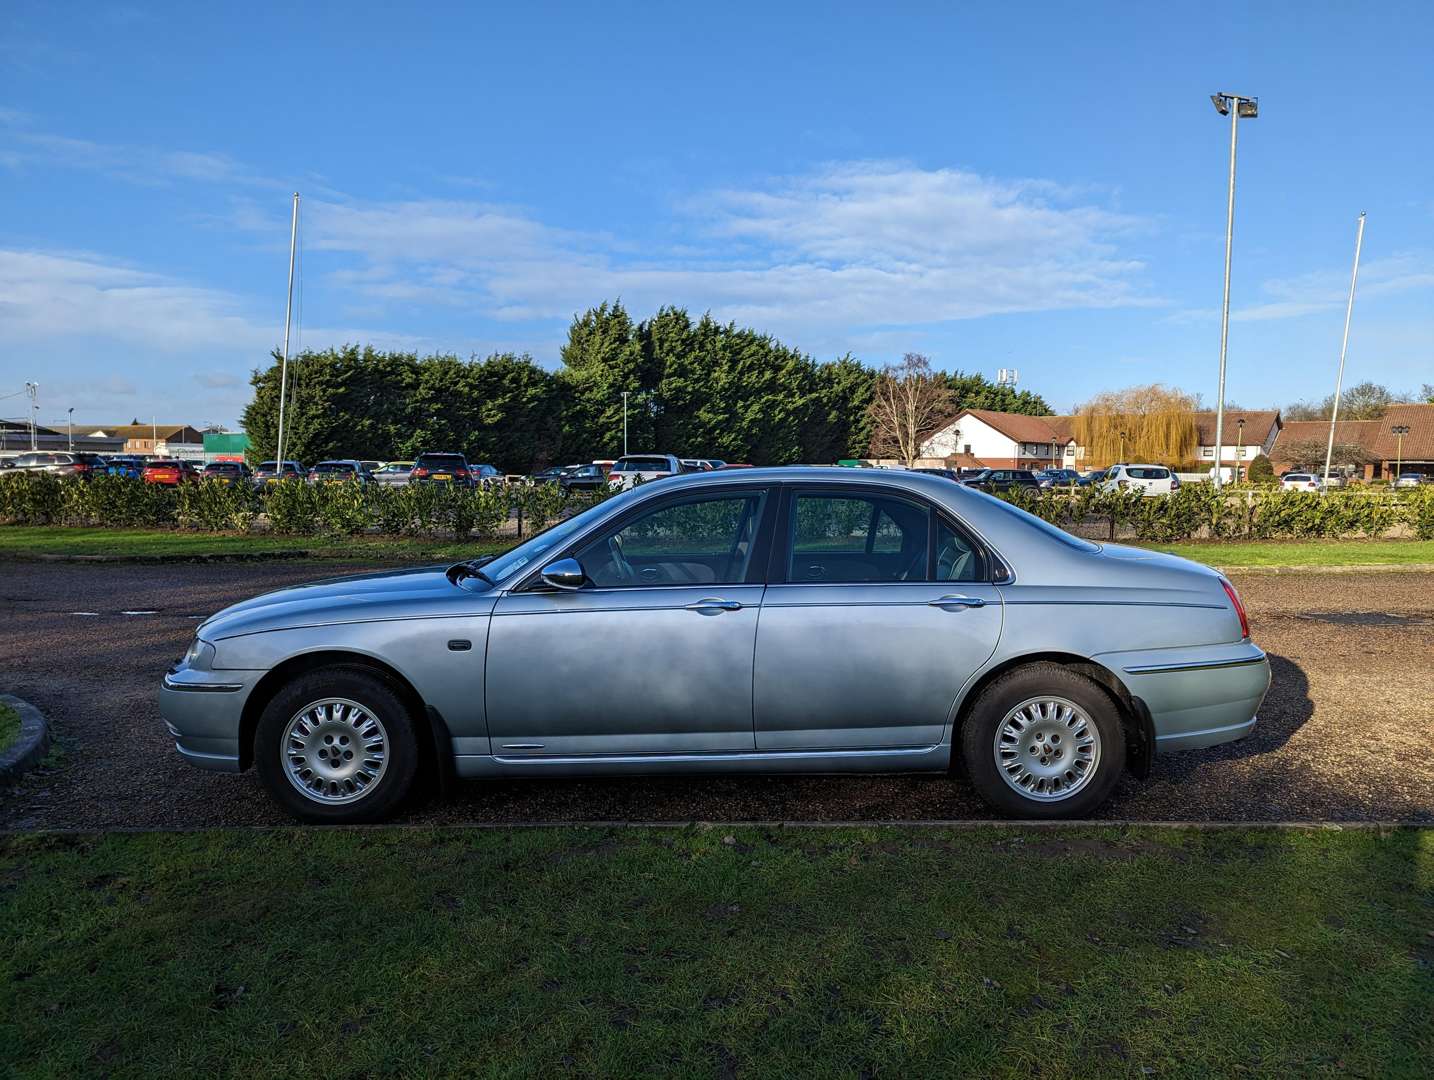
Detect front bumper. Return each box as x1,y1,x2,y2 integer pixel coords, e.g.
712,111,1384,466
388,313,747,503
1095,642,1272,754
159,666,265,772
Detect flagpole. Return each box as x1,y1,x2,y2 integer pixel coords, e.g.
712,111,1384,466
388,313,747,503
275,192,300,466
1321,212,1365,488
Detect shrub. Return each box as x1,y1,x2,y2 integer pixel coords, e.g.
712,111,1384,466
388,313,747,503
1247,455,1275,485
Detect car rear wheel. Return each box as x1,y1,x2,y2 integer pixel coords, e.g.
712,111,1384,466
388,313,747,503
254,666,419,824
959,663,1126,819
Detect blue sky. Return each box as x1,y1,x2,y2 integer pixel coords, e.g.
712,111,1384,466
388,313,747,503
2,1,1432,429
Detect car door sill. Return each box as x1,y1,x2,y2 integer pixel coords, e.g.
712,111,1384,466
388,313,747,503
454,743,951,779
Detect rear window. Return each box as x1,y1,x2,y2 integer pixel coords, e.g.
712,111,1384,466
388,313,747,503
614,457,672,472
205,462,242,473
313,462,357,474
1285,474,1312,482
1128,467,1170,479
415,454,466,468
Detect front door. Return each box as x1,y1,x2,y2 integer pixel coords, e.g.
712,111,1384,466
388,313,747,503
754,487,1002,750
485,488,773,757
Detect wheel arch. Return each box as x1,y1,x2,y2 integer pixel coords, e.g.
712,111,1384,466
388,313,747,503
238,650,452,789
951,652,1154,778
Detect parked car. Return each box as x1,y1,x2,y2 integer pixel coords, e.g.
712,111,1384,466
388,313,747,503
679,458,715,472
254,460,306,486
960,468,1041,493
717,463,754,470
1393,472,1428,489
1102,464,1179,496
143,459,200,485
201,461,253,485
1036,468,1082,488
162,467,1270,824
371,461,414,487
1280,472,1324,493
9,451,109,478
608,454,684,489
1077,469,1106,487
308,460,372,485
470,463,503,487
359,460,384,475
410,453,476,488
558,463,609,493
529,465,575,485
104,455,148,479
908,467,961,481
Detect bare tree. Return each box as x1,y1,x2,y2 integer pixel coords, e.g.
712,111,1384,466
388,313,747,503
866,354,954,466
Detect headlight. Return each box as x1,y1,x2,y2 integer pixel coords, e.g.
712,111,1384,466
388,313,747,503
182,638,215,670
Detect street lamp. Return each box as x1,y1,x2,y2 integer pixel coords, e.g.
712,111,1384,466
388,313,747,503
1118,430,1127,464
24,382,38,450
1235,417,1245,483
1210,91,1258,491
68,407,74,451
1392,425,1410,482
621,391,630,457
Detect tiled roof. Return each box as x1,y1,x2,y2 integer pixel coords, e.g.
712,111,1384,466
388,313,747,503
960,409,1064,443
1271,405,1434,462
1192,410,1281,447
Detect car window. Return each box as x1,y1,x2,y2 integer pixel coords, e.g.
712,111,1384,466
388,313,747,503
789,493,928,583
1128,467,1170,480
576,492,766,588
936,520,981,582
313,462,356,474
614,457,673,472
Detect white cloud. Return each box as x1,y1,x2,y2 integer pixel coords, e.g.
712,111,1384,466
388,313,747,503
194,371,242,388
1234,255,1434,323
290,162,1155,340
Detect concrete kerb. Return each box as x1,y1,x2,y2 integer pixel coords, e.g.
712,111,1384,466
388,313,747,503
0,693,51,783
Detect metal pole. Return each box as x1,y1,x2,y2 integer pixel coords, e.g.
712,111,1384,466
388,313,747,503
1213,99,1240,491
25,382,37,449
622,391,629,457
1321,211,1366,489
275,192,300,466
1396,432,1404,481
68,407,73,451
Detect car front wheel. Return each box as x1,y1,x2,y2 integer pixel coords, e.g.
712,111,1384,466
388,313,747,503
960,663,1126,819
254,666,419,824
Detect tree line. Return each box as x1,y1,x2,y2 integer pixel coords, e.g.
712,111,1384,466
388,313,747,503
240,302,1051,470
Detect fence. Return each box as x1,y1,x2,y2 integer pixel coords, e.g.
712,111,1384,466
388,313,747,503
1,473,1431,542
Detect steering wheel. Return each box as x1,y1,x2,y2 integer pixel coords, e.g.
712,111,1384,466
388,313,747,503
607,536,635,583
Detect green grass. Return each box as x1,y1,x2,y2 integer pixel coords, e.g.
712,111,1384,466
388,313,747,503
2,826,1430,1077
0,526,507,562
1140,538,1434,569
0,703,18,755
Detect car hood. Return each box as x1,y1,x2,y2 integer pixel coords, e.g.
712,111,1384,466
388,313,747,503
198,565,490,640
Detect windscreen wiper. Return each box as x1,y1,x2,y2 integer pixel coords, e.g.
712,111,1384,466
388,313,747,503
445,554,497,586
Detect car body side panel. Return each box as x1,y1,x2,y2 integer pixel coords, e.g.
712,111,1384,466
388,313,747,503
206,612,495,747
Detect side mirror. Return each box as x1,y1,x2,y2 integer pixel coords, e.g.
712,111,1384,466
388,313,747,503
540,558,586,591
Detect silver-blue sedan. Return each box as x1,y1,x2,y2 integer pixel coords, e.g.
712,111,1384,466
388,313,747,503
160,468,1270,822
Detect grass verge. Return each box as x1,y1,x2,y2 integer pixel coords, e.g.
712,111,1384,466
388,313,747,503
0,703,18,755
1140,538,1434,569
0,526,506,561
2,826,1430,1077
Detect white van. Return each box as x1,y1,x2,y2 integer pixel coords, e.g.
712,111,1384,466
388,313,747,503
1102,464,1179,496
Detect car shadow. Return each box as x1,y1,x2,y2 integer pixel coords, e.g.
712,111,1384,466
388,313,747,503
1150,652,1312,782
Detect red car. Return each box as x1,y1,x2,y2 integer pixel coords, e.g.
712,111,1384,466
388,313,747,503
142,460,199,485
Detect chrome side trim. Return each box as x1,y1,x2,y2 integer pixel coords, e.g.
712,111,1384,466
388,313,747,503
1123,650,1267,675
162,676,245,693
492,745,941,767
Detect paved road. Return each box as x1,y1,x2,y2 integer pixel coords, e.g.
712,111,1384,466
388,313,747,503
1,560,1431,827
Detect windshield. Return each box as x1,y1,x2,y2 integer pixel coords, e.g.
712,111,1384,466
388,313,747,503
480,488,642,584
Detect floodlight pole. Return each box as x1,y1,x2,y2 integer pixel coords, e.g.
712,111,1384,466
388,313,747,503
1211,92,1257,491
622,391,630,457
275,192,300,468
1321,212,1366,490
1392,426,1408,482
25,382,38,449
68,407,74,451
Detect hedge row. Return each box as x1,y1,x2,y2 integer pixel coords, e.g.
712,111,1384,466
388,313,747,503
1002,483,1434,541
1,473,1431,541
0,474,615,539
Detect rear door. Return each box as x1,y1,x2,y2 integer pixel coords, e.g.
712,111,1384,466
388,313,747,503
753,485,1003,750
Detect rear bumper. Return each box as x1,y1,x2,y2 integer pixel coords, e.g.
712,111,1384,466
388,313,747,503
158,668,264,773
1095,642,1271,754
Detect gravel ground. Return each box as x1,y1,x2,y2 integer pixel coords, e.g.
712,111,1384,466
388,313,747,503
1,559,1431,827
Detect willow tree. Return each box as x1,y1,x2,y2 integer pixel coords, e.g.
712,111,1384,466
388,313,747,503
1073,384,1198,467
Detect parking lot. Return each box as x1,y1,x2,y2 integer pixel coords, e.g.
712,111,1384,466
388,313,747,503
1,559,1431,827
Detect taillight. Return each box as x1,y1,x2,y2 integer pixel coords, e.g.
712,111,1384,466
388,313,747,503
455,468,467,477
1220,578,1250,639
413,467,428,477
73,462,90,472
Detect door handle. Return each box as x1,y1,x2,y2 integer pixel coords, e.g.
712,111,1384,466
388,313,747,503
685,598,743,613
927,594,986,608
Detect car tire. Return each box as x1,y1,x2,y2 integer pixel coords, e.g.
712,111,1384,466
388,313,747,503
254,666,420,824
959,663,1126,820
